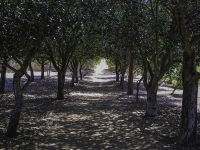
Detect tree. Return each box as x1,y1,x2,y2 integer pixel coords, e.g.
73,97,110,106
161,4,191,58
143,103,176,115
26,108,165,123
0,0,59,137
138,0,179,117
45,1,87,99
45,31,76,99
170,0,200,146
35,50,50,79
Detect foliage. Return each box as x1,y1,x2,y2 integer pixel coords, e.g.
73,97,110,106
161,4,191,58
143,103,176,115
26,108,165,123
0,0,200,147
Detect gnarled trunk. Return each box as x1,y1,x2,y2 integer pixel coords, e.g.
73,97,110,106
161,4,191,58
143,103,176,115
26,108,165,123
6,72,23,137
179,51,198,146
0,64,6,94
29,63,34,82
41,61,44,79
127,54,134,95
57,70,66,100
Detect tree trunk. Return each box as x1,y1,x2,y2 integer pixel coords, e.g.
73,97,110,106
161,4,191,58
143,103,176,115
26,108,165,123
6,72,23,137
70,73,75,87
116,71,120,82
170,87,177,95
178,51,198,146
115,61,120,82
136,76,143,103
120,73,125,89
74,61,79,83
41,61,44,79
74,68,78,83
0,64,6,94
127,54,134,95
47,62,51,77
57,70,66,100
79,66,83,80
29,63,34,82
146,83,158,117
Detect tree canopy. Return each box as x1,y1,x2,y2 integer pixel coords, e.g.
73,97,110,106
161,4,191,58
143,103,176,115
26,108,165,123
0,0,200,147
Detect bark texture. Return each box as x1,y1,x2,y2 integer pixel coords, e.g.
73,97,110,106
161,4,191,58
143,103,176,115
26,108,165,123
146,83,158,117
178,51,198,146
171,1,200,146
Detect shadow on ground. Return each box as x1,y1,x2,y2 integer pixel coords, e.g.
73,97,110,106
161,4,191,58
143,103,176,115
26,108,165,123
0,75,200,149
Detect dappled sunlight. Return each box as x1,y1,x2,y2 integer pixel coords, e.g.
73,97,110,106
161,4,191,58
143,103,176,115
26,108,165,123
0,73,190,149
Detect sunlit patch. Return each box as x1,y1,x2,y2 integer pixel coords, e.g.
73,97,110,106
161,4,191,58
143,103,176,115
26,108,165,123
70,92,103,97
94,59,108,75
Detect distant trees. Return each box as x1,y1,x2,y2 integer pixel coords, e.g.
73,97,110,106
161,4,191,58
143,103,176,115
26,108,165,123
35,50,50,80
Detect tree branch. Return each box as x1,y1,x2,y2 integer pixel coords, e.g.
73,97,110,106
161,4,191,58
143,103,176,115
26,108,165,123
0,61,17,72
45,40,60,72
21,70,31,92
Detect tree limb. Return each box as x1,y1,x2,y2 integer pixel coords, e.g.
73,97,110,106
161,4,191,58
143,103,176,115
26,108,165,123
21,70,31,92
0,61,17,72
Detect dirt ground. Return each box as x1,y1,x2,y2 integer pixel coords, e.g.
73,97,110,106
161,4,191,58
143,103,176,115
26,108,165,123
0,71,200,150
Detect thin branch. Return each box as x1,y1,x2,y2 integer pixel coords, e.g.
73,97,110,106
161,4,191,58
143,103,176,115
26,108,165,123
21,70,31,92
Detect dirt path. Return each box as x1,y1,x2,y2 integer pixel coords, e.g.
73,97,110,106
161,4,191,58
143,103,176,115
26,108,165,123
0,73,199,149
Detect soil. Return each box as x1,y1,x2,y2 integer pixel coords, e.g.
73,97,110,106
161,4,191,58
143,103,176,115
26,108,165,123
0,71,200,150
